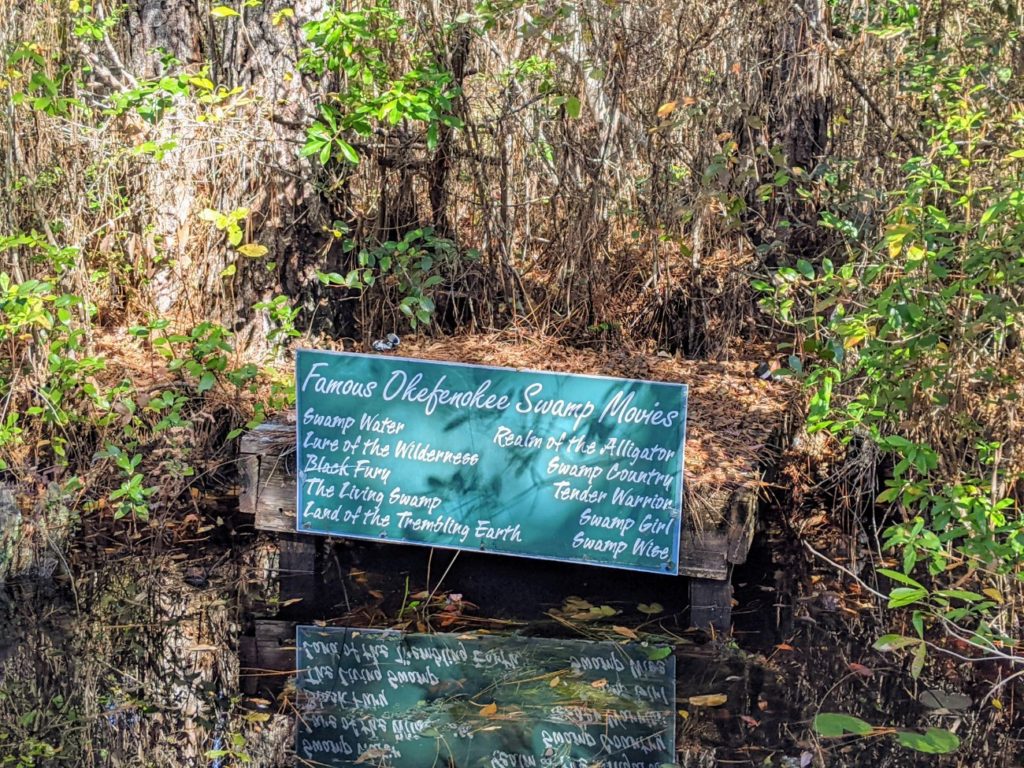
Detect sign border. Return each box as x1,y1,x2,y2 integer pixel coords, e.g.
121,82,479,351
294,347,688,575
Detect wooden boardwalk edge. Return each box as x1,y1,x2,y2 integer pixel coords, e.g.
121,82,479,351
239,420,756,580
237,412,792,630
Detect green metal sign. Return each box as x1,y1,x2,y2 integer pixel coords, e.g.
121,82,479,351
296,625,676,767
295,349,687,574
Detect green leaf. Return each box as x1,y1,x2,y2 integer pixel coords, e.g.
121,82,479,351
198,372,216,393
317,271,345,285
877,568,925,589
337,139,360,164
637,602,664,615
873,634,921,652
211,6,240,17
565,96,581,119
910,641,926,679
643,645,672,661
895,728,960,754
888,587,927,608
812,713,873,738
237,243,268,258
933,589,983,602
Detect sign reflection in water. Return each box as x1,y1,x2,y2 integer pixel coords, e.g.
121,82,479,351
296,626,677,768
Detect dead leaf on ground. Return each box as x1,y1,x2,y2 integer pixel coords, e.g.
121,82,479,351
848,662,874,677
612,625,638,640
479,702,498,717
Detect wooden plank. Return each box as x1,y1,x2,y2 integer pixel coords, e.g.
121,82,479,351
678,530,728,580
237,455,259,516
239,422,297,533
725,489,758,565
239,620,296,699
689,577,733,632
253,461,297,533
240,420,737,581
239,421,295,456
278,535,318,608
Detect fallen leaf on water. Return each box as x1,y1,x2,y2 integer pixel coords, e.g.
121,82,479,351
637,602,664,615
688,693,727,707
356,748,389,764
479,702,497,717
612,625,638,640
279,598,303,607
644,646,672,661
591,679,608,689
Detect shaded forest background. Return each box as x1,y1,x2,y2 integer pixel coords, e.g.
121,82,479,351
1,0,1023,765
5,0,900,350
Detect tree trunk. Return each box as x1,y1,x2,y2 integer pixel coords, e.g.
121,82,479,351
766,0,833,262
107,0,345,348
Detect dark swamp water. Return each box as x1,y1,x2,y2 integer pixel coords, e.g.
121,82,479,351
1,507,1021,768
